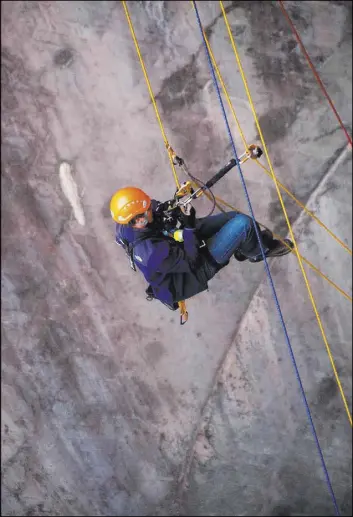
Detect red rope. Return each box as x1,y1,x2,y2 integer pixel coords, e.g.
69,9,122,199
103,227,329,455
278,0,352,147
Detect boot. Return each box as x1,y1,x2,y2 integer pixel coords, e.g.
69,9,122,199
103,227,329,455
233,228,273,262
249,238,294,263
265,239,294,257
233,249,248,262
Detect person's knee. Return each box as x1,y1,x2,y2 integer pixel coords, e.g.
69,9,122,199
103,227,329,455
235,213,253,231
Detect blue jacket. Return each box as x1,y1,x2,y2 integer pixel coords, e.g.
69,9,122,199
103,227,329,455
115,200,217,304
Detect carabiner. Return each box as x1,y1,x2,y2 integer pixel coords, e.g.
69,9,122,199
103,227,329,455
178,301,188,325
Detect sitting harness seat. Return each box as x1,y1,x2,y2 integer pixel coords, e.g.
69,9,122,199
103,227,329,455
115,200,227,310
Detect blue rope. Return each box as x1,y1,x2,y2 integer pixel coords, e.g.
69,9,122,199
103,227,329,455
192,2,340,515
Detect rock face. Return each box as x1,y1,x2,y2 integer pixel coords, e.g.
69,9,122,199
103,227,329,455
1,1,351,515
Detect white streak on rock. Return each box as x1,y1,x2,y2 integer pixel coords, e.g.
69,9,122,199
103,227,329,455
59,162,85,226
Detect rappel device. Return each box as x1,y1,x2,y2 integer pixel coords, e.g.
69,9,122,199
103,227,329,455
120,144,263,324
121,144,263,271
156,143,263,229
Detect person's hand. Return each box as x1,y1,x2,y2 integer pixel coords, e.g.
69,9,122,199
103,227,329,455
179,204,196,228
155,200,174,215
180,203,193,216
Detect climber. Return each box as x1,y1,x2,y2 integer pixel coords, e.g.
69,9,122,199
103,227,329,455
110,186,293,308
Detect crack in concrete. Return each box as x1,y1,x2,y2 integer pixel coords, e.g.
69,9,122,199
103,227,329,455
287,143,352,232
174,142,352,507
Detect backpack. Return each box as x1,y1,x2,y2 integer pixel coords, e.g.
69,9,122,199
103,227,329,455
119,232,180,312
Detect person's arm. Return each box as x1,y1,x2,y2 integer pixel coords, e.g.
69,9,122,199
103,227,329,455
148,239,198,275
181,227,199,262
179,204,196,228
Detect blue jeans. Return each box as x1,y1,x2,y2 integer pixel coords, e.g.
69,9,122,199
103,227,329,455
196,211,268,265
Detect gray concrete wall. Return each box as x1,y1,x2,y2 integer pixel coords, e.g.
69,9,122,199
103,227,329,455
1,1,351,515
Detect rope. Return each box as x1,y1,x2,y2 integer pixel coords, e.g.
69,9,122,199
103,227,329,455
122,1,180,189
278,0,353,148
192,2,340,514
204,191,352,302
220,0,352,429
122,1,188,325
188,164,351,303
201,24,352,300
203,32,249,151
203,22,352,256
254,158,352,255
208,193,352,302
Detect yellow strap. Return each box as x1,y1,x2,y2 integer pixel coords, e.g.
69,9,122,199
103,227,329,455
122,1,180,189
178,301,189,325
220,0,352,426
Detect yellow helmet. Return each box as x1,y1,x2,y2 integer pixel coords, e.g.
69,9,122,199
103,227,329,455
110,187,151,224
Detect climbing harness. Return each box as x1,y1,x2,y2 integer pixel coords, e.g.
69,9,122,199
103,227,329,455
166,143,262,208
122,0,351,331
120,147,263,325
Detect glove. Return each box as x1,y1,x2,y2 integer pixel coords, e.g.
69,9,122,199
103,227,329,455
155,200,174,215
173,230,184,242
179,204,196,228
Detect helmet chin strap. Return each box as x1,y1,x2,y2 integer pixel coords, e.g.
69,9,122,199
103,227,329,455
132,216,149,229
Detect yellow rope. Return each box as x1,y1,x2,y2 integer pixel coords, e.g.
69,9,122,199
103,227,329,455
201,24,352,302
122,1,188,324
208,193,352,302
254,159,352,255
203,23,352,256
203,32,249,151
190,174,352,302
220,0,352,426
122,1,180,189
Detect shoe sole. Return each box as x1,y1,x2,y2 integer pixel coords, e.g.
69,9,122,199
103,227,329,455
249,240,294,262
268,239,294,257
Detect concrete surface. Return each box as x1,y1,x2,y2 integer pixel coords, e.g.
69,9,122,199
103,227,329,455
1,1,352,515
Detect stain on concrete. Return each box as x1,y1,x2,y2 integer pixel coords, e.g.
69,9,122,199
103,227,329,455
155,54,201,112
340,2,352,44
70,0,117,38
267,192,298,237
270,504,293,516
255,106,299,145
132,377,162,423
285,3,310,30
145,340,166,365
101,199,112,219
40,321,73,361
240,0,331,132
157,380,178,414
154,1,237,115
319,178,339,198
317,375,339,404
53,48,75,68
203,1,237,42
